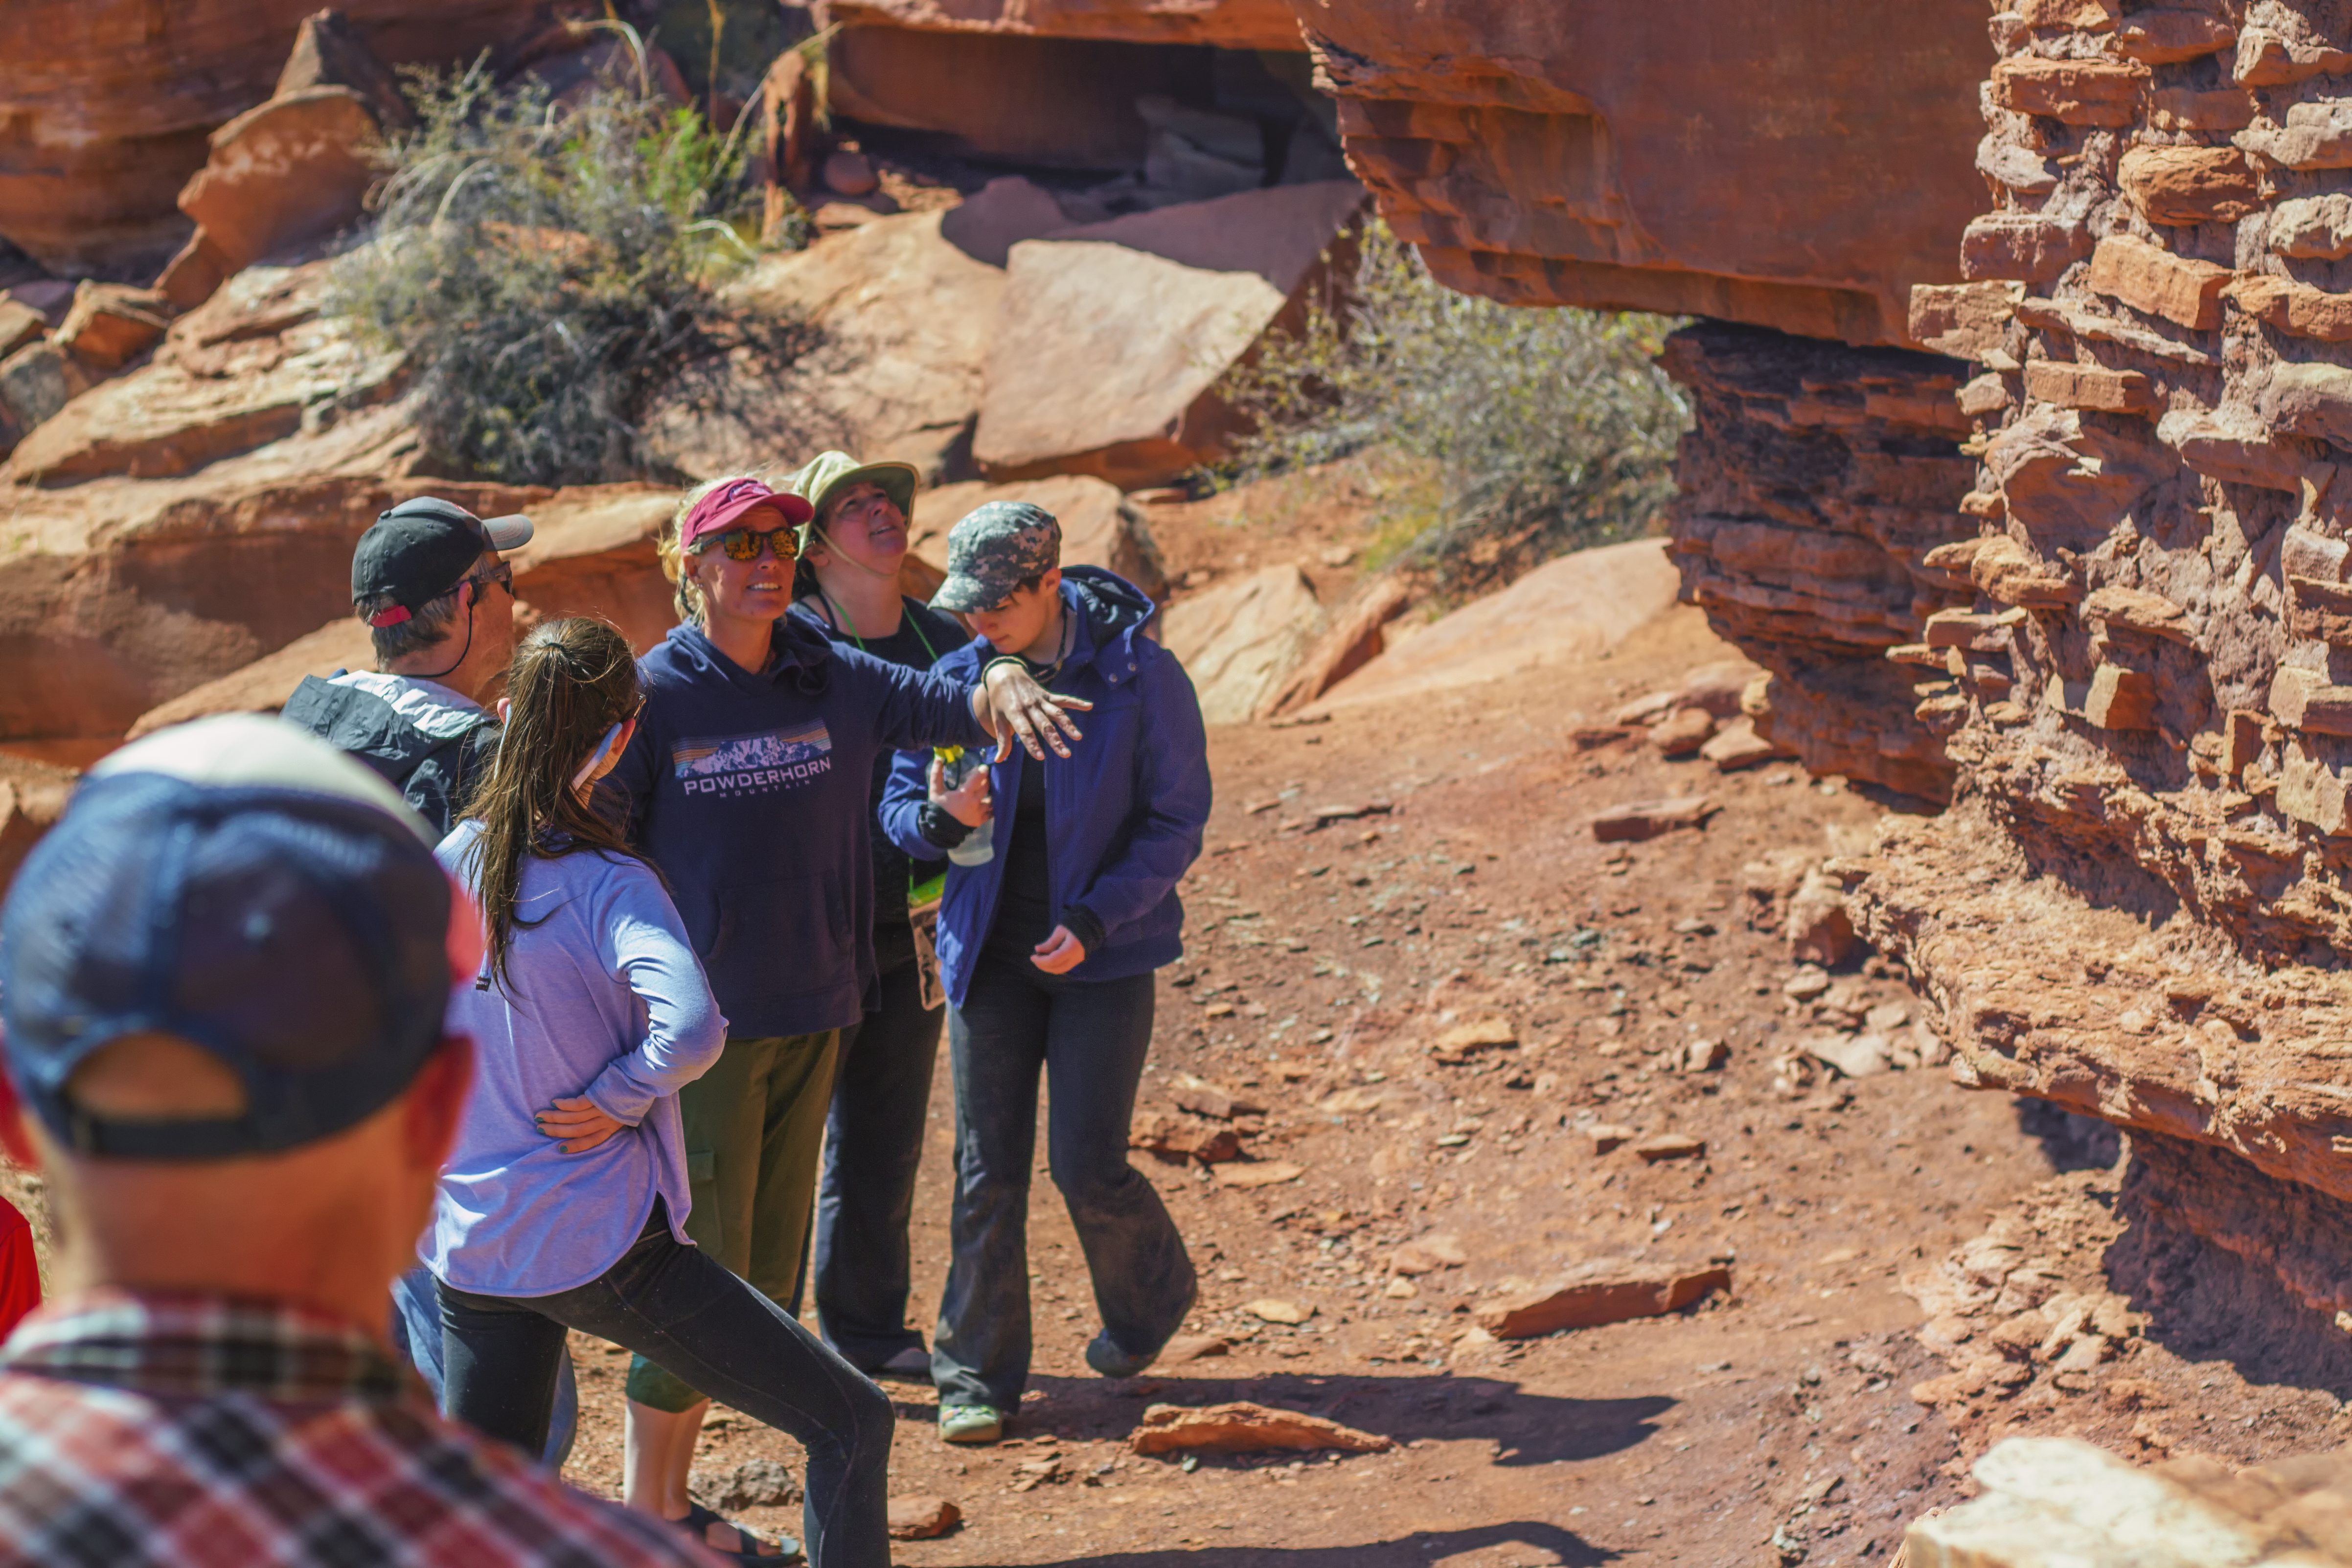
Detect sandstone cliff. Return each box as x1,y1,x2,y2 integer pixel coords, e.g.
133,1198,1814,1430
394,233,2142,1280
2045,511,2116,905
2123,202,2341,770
1811,0,2352,1345
1287,0,1992,345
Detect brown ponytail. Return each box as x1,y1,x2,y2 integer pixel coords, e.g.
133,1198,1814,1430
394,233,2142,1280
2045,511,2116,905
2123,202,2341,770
459,616,650,993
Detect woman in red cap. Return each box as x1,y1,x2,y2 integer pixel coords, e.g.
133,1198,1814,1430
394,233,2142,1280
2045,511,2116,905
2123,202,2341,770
602,475,1087,1546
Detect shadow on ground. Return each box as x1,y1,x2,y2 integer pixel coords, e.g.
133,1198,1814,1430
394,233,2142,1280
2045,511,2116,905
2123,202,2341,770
969,1520,1614,1567
889,1372,1674,1471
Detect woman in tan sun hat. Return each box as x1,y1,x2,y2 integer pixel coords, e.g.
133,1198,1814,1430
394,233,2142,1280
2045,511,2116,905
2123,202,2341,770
783,451,978,1383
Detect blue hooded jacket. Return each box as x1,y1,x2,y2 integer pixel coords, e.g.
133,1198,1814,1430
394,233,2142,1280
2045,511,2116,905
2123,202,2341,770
881,567,1210,1005
605,614,987,1039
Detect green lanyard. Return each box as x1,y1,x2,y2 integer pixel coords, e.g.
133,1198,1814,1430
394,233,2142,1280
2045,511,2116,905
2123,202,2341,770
814,592,941,664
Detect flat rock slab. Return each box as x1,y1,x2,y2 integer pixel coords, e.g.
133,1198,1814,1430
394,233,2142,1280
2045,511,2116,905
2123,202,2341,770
1590,796,1718,842
1632,1133,1706,1162
1130,1401,1393,1456
1475,1261,1733,1340
1314,539,1680,712
974,181,1368,487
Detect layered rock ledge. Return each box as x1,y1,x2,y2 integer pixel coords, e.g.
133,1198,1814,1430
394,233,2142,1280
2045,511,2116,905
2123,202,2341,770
1292,0,1992,344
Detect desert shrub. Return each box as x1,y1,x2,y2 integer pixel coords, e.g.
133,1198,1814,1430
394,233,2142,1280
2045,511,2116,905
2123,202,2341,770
332,36,815,485
1213,222,1689,597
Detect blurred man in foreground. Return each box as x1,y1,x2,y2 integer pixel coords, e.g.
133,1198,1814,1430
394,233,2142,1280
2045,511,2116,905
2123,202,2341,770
0,715,709,1568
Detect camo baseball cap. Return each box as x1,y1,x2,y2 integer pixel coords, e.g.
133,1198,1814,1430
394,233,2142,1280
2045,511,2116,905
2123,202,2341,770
931,501,1062,613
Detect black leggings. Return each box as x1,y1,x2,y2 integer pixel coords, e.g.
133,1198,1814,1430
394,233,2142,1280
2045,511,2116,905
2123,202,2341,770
435,1203,892,1568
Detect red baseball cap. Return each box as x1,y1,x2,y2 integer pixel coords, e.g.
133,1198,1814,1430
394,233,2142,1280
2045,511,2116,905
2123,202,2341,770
681,477,813,552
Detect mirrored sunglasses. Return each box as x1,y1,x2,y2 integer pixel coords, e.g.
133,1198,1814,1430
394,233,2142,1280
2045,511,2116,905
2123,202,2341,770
701,526,799,563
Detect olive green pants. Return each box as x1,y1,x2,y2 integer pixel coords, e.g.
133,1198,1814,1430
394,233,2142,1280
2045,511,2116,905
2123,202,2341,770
625,1029,843,1412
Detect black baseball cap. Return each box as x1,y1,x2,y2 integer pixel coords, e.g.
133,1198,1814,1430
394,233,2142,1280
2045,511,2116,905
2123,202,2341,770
0,715,469,1162
353,497,534,627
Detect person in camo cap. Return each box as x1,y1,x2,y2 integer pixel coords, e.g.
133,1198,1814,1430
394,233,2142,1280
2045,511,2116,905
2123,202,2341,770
880,500,1212,1445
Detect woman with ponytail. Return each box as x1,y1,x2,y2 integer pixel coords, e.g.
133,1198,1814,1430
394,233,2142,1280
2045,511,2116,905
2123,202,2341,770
427,617,892,1567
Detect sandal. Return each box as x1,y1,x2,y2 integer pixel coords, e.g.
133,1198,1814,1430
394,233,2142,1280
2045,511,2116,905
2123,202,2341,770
937,1403,1005,1444
670,1501,800,1563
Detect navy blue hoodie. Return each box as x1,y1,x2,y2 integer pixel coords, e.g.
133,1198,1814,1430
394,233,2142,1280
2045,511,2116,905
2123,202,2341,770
605,614,987,1038
881,567,1210,1006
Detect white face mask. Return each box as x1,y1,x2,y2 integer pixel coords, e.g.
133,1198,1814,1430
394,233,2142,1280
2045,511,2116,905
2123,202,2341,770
571,719,629,791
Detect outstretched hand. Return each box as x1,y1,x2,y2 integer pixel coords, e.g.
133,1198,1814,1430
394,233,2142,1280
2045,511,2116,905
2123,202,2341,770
536,1096,624,1155
978,662,1091,762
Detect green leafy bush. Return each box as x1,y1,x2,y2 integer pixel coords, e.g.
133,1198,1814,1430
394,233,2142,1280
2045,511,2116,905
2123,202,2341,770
1213,222,1690,597
333,38,813,485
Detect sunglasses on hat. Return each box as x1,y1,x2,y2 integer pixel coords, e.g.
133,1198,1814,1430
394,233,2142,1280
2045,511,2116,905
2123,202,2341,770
698,526,799,564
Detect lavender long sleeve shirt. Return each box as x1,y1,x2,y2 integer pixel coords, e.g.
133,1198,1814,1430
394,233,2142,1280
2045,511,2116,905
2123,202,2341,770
424,822,729,1296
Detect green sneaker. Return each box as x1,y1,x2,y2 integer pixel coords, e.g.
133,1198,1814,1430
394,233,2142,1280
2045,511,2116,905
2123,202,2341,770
938,1404,1005,1445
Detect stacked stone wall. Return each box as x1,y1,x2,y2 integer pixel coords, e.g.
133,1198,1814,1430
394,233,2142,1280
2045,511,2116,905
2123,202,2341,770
1854,0,2352,1322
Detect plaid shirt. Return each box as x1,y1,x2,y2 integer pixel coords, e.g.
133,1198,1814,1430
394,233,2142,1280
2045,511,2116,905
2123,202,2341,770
0,1289,714,1568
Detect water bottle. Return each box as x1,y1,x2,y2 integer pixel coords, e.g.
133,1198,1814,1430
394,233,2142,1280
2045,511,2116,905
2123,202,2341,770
940,747,994,866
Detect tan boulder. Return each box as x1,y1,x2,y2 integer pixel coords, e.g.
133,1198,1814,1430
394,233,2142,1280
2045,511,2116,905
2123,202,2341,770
5,262,404,488
644,209,1005,485
178,87,382,272
0,0,540,275
1313,538,1679,713
912,474,1166,601
1159,565,1328,725
973,182,1370,489
122,484,684,739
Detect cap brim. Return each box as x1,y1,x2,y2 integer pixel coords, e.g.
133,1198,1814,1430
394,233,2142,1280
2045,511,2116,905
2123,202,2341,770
815,461,921,522
928,575,997,613
480,513,535,551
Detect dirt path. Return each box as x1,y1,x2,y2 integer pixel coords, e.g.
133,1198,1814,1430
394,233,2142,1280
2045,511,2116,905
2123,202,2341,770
551,602,2099,1568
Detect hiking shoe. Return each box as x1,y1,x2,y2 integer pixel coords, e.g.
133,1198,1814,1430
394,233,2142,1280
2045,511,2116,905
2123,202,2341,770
938,1404,1005,1444
868,1344,934,1383
1085,1280,1201,1378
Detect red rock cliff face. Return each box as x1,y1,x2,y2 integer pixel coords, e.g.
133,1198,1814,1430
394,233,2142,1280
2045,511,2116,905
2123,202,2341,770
1288,0,1993,346
1840,0,2352,1326
0,0,543,274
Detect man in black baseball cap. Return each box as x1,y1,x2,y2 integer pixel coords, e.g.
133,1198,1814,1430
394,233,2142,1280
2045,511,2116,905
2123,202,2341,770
278,497,580,1454
0,715,709,1568
283,496,534,837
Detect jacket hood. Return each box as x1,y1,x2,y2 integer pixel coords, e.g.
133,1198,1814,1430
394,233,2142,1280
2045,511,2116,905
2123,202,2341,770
662,614,836,698
1062,566,1157,669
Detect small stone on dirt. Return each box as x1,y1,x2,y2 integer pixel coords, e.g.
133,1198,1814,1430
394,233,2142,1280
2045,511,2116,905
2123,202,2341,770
1589,1123,1639,1155
1246,1297,1315,1325
1429,1016,1516,1062
1131,1402,1392,1456
1158,1334,1230,1365
1476,1261,1733,1339
1633,1133,1706,1162
1782,967,1832,1001
886,1495,961,1540
1589,796,1716,843
1807,1033,1891,1079
1682,1038,1729,1072
1391,1232,1468,1275
691,1457,800,1512
1173,1078,1266,1119
1213,1159,1305,1188
1648,706,1716,756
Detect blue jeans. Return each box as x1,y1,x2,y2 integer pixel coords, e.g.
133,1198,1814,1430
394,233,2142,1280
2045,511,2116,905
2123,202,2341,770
931,954,1194,1410
436,1203,893,1568
390,1264,576,1468
816,922,944,1370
